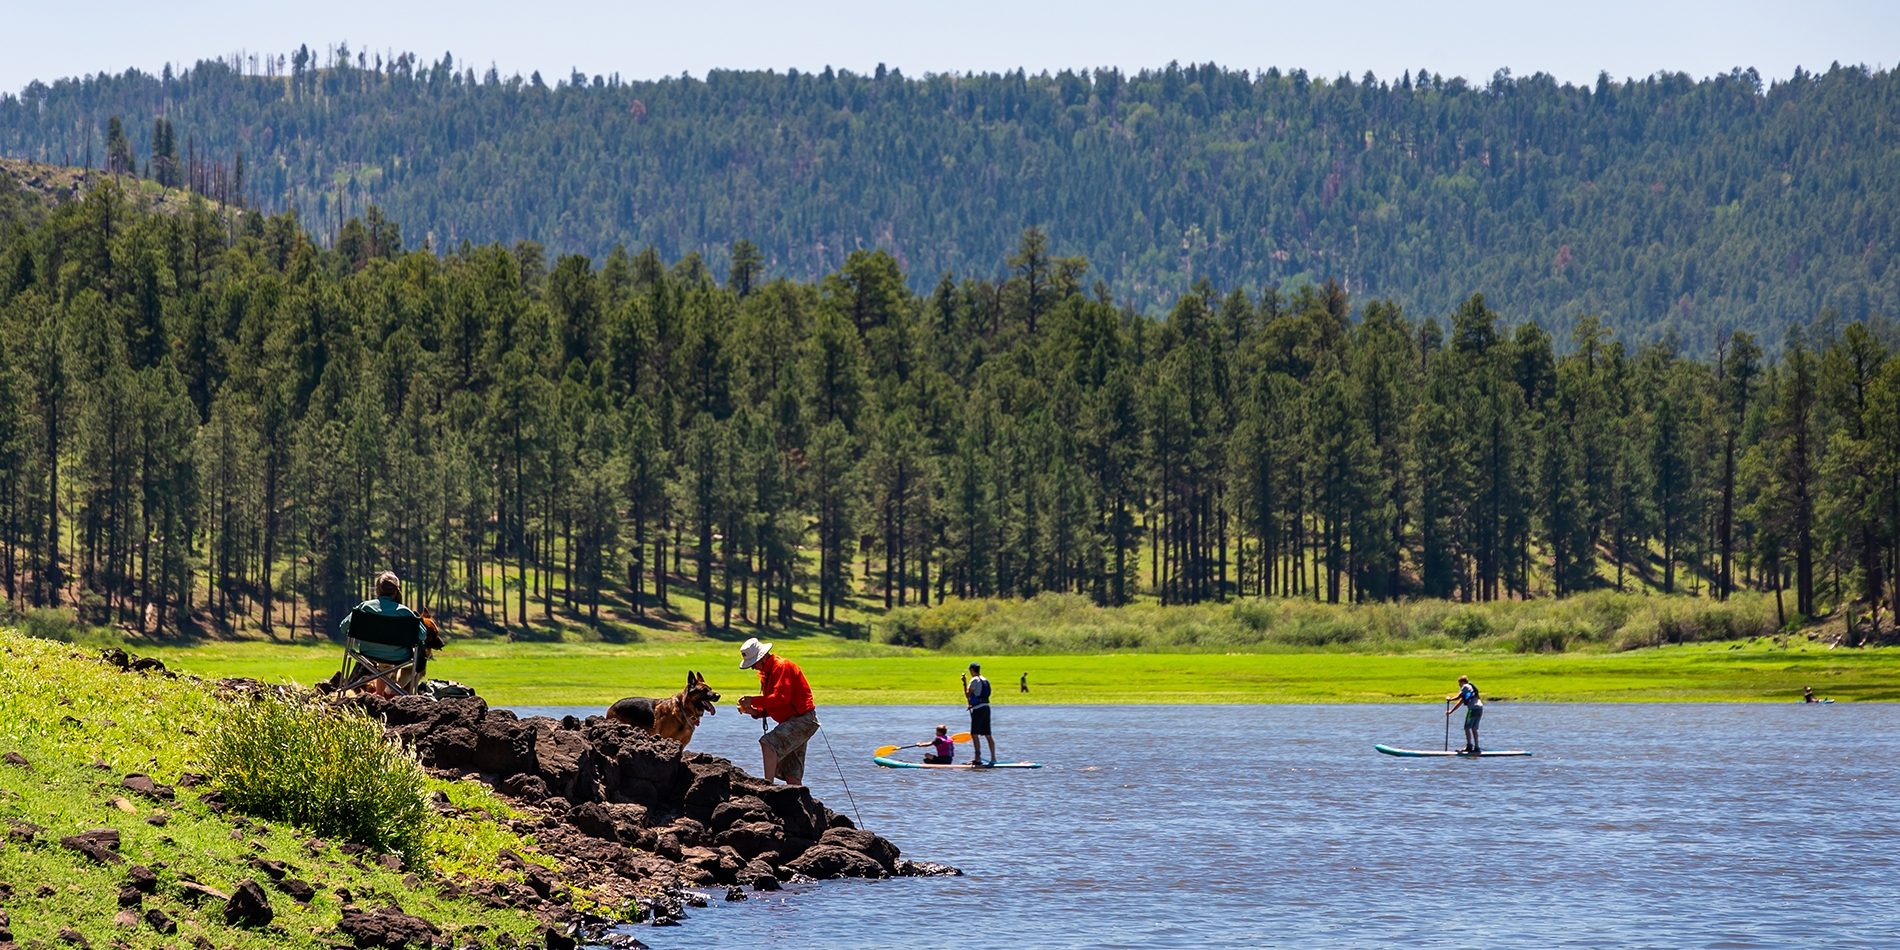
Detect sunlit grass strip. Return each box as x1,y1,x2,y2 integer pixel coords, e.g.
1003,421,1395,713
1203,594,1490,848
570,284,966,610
145,628,1900,707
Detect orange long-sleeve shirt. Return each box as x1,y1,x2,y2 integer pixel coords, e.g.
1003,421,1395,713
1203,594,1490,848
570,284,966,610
752,654,815,722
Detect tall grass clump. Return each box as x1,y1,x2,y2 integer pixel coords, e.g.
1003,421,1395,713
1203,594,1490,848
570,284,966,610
203,691,431,861
1611,594,1778,650
874,589,1784,656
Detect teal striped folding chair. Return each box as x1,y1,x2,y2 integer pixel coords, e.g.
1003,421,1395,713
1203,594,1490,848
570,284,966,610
337,607,428,696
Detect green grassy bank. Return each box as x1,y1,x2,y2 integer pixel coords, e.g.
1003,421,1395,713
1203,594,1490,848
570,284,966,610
0,630,561,948
22,590,1895,708
140,629,1900,708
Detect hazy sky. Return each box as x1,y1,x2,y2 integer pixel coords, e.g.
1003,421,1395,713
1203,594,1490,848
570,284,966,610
4,0,1895,95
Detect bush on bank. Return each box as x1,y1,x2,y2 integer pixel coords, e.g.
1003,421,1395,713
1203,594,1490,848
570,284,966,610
203,690,433,862
876,590,1781,655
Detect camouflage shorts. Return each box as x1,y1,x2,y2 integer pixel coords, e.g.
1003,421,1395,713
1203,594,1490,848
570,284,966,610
761,709,820,783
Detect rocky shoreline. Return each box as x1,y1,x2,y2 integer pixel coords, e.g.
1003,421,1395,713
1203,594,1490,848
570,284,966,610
352,693,959,945
68,647,955,948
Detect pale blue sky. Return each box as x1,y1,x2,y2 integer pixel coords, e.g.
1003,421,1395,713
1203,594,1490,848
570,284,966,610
4,0,1895,95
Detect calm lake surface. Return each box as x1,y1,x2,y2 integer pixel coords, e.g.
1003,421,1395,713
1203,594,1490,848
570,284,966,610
515,703,1900,949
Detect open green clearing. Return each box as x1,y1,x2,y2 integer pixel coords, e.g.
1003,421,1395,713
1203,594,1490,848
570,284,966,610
102,590,1894,706
139,635,1900,707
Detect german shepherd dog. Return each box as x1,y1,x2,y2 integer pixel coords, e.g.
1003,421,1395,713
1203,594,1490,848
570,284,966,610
606,671,720,747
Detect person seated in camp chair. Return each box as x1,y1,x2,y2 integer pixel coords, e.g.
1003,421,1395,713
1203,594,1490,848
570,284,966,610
338,572,431,697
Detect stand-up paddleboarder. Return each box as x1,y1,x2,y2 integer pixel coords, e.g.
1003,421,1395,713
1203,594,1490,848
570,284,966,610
964,662,996,766
1446,675,1483,754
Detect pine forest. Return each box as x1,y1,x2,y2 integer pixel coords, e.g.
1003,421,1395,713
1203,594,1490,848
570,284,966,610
0,175,1896,641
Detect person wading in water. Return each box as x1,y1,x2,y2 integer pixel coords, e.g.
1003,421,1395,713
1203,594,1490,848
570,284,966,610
1446,675,1484,754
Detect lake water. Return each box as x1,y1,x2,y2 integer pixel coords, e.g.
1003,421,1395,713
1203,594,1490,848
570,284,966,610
515,703,1900,949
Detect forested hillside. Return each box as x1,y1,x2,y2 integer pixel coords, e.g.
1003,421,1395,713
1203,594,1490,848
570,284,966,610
2,53,1895,352
1,184,1896,643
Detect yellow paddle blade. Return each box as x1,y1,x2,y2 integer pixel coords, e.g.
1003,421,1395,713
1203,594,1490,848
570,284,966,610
877,734,973,756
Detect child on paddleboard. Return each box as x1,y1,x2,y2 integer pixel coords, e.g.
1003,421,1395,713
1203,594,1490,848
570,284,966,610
920,724,955,765
1447,675,1483,754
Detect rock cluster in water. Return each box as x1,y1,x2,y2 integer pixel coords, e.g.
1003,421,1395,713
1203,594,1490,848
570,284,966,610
353,694,959,931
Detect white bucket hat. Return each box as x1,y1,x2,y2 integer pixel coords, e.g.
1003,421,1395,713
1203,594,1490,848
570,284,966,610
739,637,774,670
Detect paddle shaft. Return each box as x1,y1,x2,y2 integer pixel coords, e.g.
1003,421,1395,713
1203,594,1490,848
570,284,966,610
1443,698,1451,752
874,733,972,757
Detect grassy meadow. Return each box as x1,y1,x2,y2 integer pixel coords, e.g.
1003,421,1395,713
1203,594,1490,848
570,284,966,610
106,590,1900,707
0,630,563,948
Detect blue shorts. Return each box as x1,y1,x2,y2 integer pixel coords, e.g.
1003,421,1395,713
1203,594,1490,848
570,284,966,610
1464,705,1483,729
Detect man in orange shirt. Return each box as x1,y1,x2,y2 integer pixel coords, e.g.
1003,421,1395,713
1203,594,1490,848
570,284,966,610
737,637,820,786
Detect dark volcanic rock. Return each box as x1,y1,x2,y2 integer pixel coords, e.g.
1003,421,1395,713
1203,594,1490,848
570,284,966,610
741,859,780,890
818,827,902,872
659,817,708,848
223,879,274,927
503,773,551,801
342,690,929,931
60,828,122,865
121,773,176,800
125,865,158,893
708,795,771,832
783,845,887,880
898,859,964,877
757,784,827,841
126,656,167,674
142,908,177,935
643,891,685,926
714,820,785,861
277,877,317,903
337,905,440,948
568,801,649,843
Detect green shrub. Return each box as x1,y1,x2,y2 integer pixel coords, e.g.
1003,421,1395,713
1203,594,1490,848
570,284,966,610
203,691,431,861
21,607,83,643
1513,619,1575,653
1231,600,1277,632
877,610,955,649
877,599,995,649
1276,617,1364,647
1441,609,1491,643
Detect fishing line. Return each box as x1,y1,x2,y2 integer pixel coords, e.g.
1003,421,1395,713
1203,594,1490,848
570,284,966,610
817,726,863,828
